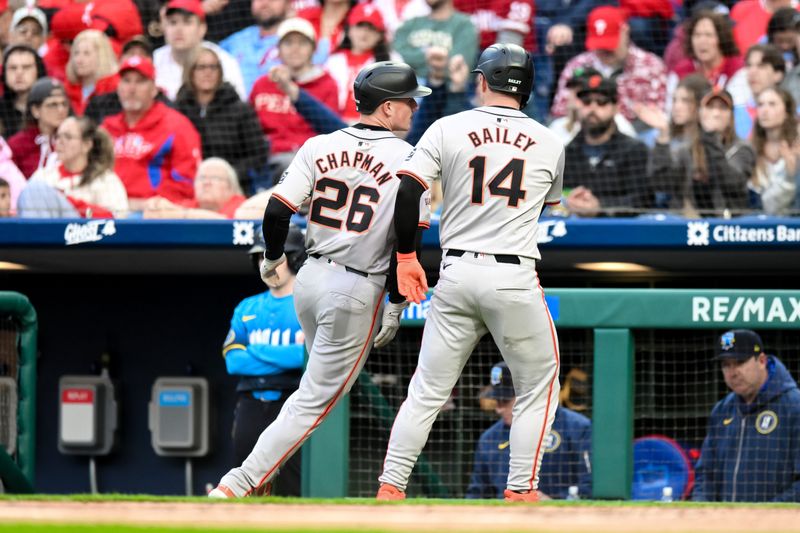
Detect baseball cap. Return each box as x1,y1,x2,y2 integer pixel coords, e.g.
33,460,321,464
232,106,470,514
121,35,154,58
119,55,156,81
347,3,386,33
577,74,618,102
11,6,48,34
166,0,206,22
277,17,317,44
586,6,627,51
489,362,515,401
700,87,733,109
566,66,601,89
716,329,764,360
28,78,66,107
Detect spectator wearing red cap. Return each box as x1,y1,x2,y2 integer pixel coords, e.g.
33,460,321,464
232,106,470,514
453,0,535,52
154,0,246,100
220,0,294,97
325,4,398,124
551,5,667,132
64,30,119,116
250,17,339,179
101,56,202,210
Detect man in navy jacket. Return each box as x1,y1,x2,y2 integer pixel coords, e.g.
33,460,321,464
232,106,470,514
466,362,592,499
693,329,800,502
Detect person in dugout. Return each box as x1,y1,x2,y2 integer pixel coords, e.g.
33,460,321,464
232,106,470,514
466,362,593,499
221,223,307,496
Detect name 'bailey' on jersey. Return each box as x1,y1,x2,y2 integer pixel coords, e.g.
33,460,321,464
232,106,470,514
399,106,564,260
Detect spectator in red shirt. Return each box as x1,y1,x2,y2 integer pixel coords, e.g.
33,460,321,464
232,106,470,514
102,56,202,211
143,157,246,219
550,6,668,131
731,0,797,55
668,11,748,114
8,77,70,178
65,30,119,116
250,17,339,178
453,0,534,52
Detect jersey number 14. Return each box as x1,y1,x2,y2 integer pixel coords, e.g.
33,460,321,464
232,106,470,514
469,156,526,207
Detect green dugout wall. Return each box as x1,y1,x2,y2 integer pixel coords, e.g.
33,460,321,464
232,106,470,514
0,291,37,492
304,289,800,499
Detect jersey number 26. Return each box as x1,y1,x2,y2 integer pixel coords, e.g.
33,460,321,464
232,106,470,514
309,177,379,232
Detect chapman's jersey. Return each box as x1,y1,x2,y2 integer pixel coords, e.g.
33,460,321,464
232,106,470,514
399,106,564,260
271,127,430,274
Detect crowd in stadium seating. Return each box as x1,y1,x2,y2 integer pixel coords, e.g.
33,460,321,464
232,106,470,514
0,0,799,218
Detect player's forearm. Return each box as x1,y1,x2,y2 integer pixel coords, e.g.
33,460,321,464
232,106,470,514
394,175,425,254
262,196,294,260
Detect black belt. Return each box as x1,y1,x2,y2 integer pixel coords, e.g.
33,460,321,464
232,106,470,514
446,249,521,264
309,253,369,277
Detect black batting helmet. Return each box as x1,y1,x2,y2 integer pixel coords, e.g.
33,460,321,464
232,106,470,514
353,61,431,114
250,224,307,274
472,43,534,106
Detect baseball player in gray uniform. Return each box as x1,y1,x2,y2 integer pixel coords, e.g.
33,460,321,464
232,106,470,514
209,61,431,498
377,44,564,502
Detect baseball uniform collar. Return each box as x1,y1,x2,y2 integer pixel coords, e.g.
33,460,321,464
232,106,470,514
352,123,391,132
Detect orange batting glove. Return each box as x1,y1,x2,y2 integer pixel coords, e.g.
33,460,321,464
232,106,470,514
397,252,428,304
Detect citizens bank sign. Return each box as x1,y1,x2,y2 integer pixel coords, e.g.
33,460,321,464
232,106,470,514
692,296,800,324
687,221,800,246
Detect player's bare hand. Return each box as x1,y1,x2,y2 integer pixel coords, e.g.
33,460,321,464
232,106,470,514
373,301,409,348
260,252,286,282
397,257,428,304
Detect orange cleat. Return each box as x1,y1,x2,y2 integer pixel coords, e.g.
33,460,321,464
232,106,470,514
504,489,540,502
208,484,236,498
376,483,406,500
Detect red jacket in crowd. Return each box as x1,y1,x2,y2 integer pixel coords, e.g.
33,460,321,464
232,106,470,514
249,69,339,154
102,102,202,202
453,0,536,52
65,74,119,116
42,0,143,82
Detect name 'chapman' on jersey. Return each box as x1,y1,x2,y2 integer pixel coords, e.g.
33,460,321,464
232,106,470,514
315,149,394,185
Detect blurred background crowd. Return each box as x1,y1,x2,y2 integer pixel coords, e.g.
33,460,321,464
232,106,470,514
0,0,799,220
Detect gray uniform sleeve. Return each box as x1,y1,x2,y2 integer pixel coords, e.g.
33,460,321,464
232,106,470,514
546,147,566,204
397,121,444,190
271,137,318,211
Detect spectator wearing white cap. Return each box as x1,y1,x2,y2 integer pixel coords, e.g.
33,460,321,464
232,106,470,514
249,17,339,178
9,5,47,53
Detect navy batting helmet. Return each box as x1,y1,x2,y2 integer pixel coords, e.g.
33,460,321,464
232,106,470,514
250,224,307,274
472,43,534,106
353,61,431,114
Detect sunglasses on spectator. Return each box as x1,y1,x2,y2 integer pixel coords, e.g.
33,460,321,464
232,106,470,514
579,95,612,107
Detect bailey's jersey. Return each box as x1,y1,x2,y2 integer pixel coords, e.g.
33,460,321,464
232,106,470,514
398,106,564,260
271,127,430,274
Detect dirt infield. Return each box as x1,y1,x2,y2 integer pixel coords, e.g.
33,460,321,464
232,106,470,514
0,501,799,533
